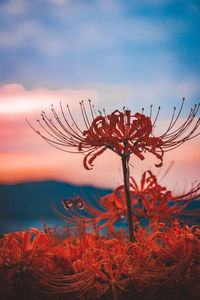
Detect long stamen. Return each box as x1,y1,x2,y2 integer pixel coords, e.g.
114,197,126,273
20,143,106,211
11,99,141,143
60,102,83,134
50,106,84,142
64,104,84,137
169,97,185,129
38,116,74,144
92,104,98,117
103,108,107,118
152,106,160,127
161,109,199,144
162,106,176,136
82,101,91,127
88,99,95,120
98,109,102,116
48,108,80,142
79,101,90,130
149,104,153,120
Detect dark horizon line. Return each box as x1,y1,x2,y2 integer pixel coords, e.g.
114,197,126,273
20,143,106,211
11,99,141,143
0,178,111,190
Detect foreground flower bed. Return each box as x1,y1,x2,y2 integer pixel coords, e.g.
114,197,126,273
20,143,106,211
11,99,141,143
1,222,200,300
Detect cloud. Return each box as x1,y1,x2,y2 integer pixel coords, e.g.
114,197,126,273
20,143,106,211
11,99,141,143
51,0,69,4
1,76,198,118
0,84,97,115
95,0,121,13
0,0,28,15
76,18,167,51
176,76,200,98
0,0,169,59
137,0,175,6
0,16,166,55
0,20,66,56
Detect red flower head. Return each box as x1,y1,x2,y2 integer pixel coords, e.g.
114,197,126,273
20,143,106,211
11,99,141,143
80,109,164,169
27,99,200,170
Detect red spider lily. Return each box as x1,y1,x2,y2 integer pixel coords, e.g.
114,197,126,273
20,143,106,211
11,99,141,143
53,171,200,235
130,170,200,224
0,228,56,281
0,227,97,298
27,99,200,170
34,237,132,298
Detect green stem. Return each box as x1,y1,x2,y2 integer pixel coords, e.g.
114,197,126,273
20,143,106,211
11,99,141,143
121,155,135,242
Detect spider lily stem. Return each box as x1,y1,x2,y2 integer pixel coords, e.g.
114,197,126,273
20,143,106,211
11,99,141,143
121,155,135,242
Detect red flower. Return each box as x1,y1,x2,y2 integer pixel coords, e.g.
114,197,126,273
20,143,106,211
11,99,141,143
27,99,200,170
130,170,200,224
54,170,200,232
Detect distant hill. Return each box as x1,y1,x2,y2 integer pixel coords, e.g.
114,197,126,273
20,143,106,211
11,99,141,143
0,180,112,221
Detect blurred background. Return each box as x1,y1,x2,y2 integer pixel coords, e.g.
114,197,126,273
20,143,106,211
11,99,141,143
0,0,200,234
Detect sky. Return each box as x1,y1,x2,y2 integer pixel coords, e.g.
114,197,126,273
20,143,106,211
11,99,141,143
0,0,200,192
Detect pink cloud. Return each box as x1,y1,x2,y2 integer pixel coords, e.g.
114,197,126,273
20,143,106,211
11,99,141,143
0,83,98,115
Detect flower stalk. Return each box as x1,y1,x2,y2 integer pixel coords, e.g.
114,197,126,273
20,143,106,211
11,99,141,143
121,154,135,242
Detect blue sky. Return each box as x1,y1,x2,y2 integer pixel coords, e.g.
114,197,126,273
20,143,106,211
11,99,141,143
0,0,199,112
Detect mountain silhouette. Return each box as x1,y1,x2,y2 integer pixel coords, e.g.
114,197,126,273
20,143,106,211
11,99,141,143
0,180,112,235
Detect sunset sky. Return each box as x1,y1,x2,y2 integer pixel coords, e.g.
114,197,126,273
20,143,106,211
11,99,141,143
0,0,200,192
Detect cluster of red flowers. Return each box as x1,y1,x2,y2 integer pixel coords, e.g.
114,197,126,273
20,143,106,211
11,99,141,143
1,222,200,299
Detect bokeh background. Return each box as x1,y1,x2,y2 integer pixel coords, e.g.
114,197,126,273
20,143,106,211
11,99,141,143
0,0,200,232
